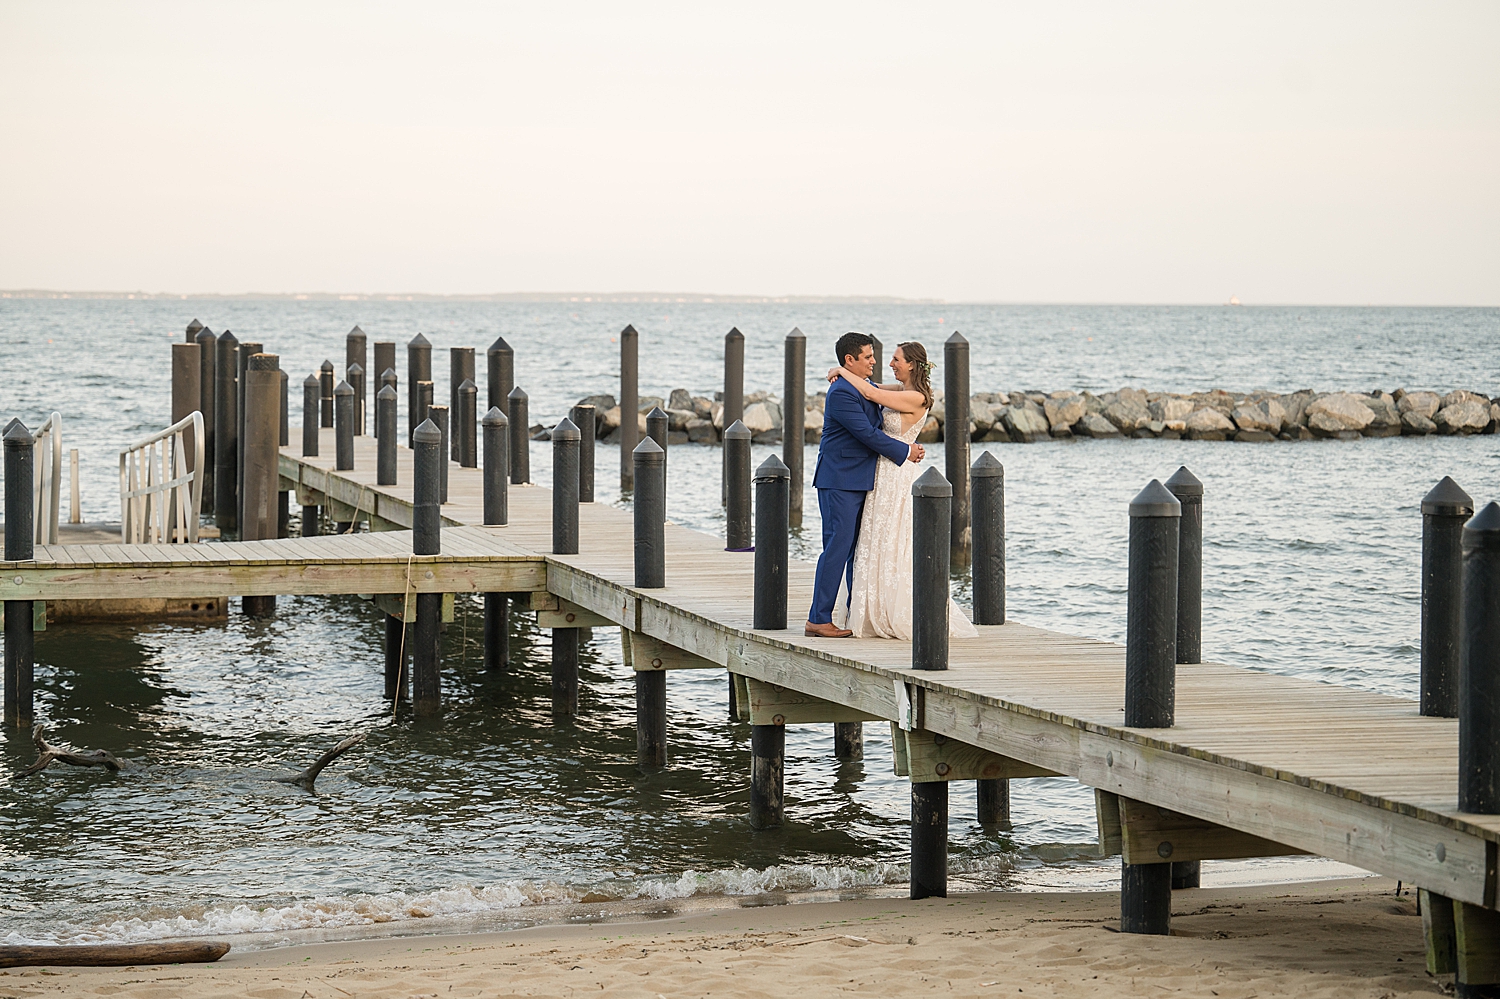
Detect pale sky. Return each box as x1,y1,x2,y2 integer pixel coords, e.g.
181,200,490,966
1,1,1495,304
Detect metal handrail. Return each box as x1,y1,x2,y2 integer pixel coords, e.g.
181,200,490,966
118,411,205,544
32,413,61,545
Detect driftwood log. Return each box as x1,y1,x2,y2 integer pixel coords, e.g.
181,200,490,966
18,726,124,777
273,732,368,789
0,941,229,968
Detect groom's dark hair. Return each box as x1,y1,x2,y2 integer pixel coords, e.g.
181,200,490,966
835,331,874,367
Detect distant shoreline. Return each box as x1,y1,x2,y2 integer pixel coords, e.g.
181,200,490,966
0,289,940,305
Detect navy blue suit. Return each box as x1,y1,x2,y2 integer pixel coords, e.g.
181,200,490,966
808,378,913,624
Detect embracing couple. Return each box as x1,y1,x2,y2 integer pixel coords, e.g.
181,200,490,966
805,331,978,641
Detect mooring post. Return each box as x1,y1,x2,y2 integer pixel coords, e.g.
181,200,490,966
1164,465,1204,888
507,386,529,485
407,333,431,446
483,406,509,673
171,342,200,478
334,381,355,472
346,325,367,433
1120,478,1182,934
572,403,595,503
429,405,449,505
379,367,397,414
633,438,665,587
1424,477,1474,718
301,374,320,458
909,466,952,898
385,611,407,702
647,406,669,510
458,379,478,468
416,380,434,435
319,359,335,428
749,723,784,829
724,421,752,549
971,452,1005,624
376,385,397,485
242,353,281,618
553,418,580,556
195,324,217,502
373,341,395,418
214,330,239,534
236,341,263,532
870,334,883,374
1460,501,1500,811
620,324,638,491
186,317,203,342
450,347,475,460
753,454,789,629
487,335,514,415
721,327,744,506
784,327,806,528
4,421,34,728
943,331,971,569
347,363,365,437
411,419,443,717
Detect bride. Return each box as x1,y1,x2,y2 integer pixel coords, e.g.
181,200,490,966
828,341,979,641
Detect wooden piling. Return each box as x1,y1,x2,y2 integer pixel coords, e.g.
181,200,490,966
910,782,948,899
213,330,239,534
334,381,355,472
411,418,442,717
376,385,397,485
450,348,474,461
912,468,952,671
636,668,666,766
236,341,263,532
194,325,217,502
724,421,751,549
483,406,509,673
319,359,335,428
633,438,665,588
833,721,863,761
552,418,580,555
4,420,34,728
571,404,595,503
185,318,203,342
373,341,395,419
429,404,449,505
385,612,407,701
241,353,281,618
753,455,789,629
507,387,529,485
458,380,478,468
721,327,744,505
784,328,806,528
346,326,367,433
407,333,431,447
749,723,784,829
977,778,1011,829
1165,465,1203,888
552,626,579,719
646,406,668,511
1460,502,1500,814
347,363,365,437
1424,477,1474,718
943,332,971,569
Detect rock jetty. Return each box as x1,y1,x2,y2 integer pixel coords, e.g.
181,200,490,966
544,387,1500,444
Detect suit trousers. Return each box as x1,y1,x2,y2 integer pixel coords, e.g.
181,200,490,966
809,488,867,624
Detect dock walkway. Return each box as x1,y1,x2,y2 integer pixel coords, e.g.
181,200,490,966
4,428,1494,916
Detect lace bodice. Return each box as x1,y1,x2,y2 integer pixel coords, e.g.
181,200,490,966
884,407,928,444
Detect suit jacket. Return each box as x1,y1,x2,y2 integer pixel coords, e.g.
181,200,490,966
812,378,911,492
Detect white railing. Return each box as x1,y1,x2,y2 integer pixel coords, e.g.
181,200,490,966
119,412,205,544
32,413,62,545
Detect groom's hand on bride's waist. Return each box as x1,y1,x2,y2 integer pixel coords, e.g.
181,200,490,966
908,442,924,462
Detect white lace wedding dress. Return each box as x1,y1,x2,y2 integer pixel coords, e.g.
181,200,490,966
834,408,980,640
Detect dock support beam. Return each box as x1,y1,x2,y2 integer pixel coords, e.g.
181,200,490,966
1425,477,1474,717
552,627,578,719
784,327,805,528
910,781,948,899
411,418,443,717
971,452,1010,828
1166,465,1204,888
724,421,751,549
619,325,638,491
4,421,34,728
977,778,1011,829
1120,478,1181,934
749,723,784,829
636,668,666,765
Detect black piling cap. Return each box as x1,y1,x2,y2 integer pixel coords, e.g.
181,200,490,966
377,384,397,402
487,336,512,355
348,325,364,338
945,330,969,348
1130,479,1182,518
1423,476,1474,517
971,450,1004,478
552,417,580,442
621,324,638,337
754,453,789,481
507,385,528,402
482,406,508,428
1164,465,1204,501
1463,501,1500,552
304,374,319,388
381,367,398,381
186,319,203,335
409,332,430,348
647,405,668,421
3,417,25,437
334,380,354,397
348,362,363,377
786,326,805,341
412,419,442,445
219,329,238,345
573,403,595,416
723,419,751,441
912,466,952,498
3,420,31,447
632,435,664,463
248,353,279,372
320,359,334,373
458,378,476,393
726,327,744,342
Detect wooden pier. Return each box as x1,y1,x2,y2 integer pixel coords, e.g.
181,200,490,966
6,424,1500,982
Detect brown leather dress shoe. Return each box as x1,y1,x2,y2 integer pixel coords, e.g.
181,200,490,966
804,621,854,638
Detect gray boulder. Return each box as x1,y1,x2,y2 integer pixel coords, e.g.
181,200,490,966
1306,393,1374,436
1401,411,1437,435
1443,390,1488,409
668,388,693,411
686,418,716,443
1074,412,1123,438
1184,408,1235,440
691,396,714,418
1103,398,1151,432
1043,395,1086,431
637,396,665,414
742,401,781,434
1081,392,1107,415
1000,405,1050,442
665,408,697,432
1398,391,1441,419
1231,398,1285,433
1149,397,1194,422
1359,394,1401,437
1436,399,1490,434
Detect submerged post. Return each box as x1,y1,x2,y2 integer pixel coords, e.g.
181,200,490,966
319,360,335,428
722,327,744,506
912,468,952,671
910,780,948,900
1120,478,1181,935
508,386,529,485
636,664,667,766
572,403,595,503
407,333,431,446
784,327,806,528
4,421,34,728
334,381,355,472
346,326,367,433
214,330,239,534
749,722,784,829
1424,477,1474,718
619,324,638,491
429,404,449,505
724,421,751,549
483,406,509,673
411,419,443,718
458,379,478,468
944,331,971,569
552,626,579,720
376,385,397,485
971,452,1005,625
195,325,217,502
633,438,665,588
385,612,407,702
242,353,281,618
753,454,789,630
552,418,580,556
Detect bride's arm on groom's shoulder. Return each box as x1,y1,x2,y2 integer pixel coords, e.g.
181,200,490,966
826,366,925,413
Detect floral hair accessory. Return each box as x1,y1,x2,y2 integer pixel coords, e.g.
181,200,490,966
923,361,936,372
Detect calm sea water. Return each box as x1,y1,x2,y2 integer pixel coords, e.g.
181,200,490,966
0,299,1496,948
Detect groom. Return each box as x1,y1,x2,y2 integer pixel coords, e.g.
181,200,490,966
805,331,925,638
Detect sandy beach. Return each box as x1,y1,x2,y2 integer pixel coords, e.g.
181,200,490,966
0,877,1444,998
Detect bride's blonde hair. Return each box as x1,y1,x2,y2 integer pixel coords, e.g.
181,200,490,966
897,341,935,409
